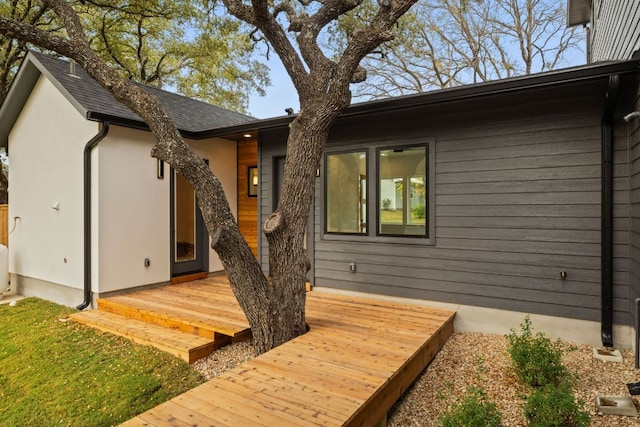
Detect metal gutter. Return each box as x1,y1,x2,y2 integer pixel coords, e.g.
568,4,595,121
77,122,110,311
200,60,640,139
601,75,620,347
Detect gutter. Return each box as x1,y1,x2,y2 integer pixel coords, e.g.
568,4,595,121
76,122,110,310
601,75,620,347
199,60,640,140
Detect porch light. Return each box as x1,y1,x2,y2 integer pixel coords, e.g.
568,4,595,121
248,166,258,197
157,159,164,179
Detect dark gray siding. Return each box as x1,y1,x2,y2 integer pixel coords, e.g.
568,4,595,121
591,0,640,62
629,82,640,329
259,80,633,325
259,128,288,275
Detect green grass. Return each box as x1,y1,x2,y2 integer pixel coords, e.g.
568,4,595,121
0,298,204,427
380,209,425,224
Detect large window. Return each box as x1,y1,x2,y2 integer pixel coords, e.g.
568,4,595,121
378,146,427,237
325,151,367,234
324,141,432,242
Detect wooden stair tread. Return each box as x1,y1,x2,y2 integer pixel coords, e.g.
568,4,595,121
70,310,221,364
98,296,250,338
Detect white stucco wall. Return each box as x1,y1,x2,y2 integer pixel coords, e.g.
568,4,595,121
8,76,98,290
94,126,169,292
96,128,237,293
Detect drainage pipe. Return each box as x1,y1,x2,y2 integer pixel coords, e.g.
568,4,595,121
636,299,640,369
601,75,619,347
76,122,110,310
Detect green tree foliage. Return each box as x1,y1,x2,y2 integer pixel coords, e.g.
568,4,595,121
328,0,584,100
1,0,268,112
77,0,268,111
0,0,61,103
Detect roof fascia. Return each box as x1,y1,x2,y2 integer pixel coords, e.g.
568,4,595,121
0,59,39,147
24,53,90,120
0,52,90,147
86,111,204,141
205,59,640,139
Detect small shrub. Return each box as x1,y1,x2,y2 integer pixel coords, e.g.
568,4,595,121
382,198,392,210
439,358,502,427
439,385,502,427
506,316,567,387
524,379,589,427
412,204,426,218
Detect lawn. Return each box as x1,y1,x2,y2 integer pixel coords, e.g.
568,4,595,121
0,298,204,426
380,209,425,224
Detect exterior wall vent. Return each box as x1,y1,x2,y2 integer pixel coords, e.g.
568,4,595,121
68,62,81,79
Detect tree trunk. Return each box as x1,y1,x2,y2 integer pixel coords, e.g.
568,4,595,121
259,100,346,353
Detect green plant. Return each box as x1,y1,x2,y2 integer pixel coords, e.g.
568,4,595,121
439,385,502,427
412,204,426,218
506,316,567,387
439,358,502,427
382,198,392,210
524,379,589,427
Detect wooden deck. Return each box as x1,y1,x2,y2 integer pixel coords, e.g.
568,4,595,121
113,278,456,427
70,276,252,363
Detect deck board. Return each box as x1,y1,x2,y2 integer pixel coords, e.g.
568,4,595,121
119,278,455,426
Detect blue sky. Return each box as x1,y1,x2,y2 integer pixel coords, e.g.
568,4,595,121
247,54,298,119
246,28,589,119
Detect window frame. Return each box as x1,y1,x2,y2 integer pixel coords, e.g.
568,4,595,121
323,148,369,236
376,144,429,238
321,138,435,246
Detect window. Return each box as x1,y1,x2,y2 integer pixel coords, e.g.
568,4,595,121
325,151,367,234
378,146,427,237
323,140,433,243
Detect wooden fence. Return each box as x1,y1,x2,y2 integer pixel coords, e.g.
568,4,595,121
0,205,8,247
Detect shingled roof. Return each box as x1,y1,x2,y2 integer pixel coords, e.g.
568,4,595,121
0,51,255,145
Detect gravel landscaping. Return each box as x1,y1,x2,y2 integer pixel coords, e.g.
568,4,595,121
390,332,640,426
192,332,640,426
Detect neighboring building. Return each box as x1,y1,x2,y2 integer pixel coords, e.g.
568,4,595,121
567,0,640,348
568,0,640,62
0,51,258,308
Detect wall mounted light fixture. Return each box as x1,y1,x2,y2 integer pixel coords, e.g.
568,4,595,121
248,166,258,197
157,159,164,179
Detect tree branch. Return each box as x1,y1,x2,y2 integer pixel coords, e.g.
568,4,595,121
223,0,310,95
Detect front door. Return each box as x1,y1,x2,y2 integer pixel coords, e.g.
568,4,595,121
171,169,208,276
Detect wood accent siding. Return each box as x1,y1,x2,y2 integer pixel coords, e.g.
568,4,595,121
237,139,258,258
260,82,635,325
0,204,8,247
591,0,640,62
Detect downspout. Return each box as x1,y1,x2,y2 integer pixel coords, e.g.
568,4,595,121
601,75,619,347
76,122,110,310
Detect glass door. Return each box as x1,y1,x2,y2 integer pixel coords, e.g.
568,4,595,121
171,170,207,276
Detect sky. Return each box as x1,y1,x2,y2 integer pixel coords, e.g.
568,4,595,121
246,26,589,120
247,55,298,119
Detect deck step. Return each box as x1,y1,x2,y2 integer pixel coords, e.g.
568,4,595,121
97,295,250,340
70,310,227,364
